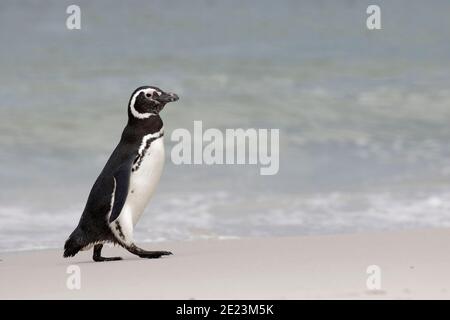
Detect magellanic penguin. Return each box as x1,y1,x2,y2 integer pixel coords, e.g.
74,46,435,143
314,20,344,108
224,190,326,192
64,86,179,262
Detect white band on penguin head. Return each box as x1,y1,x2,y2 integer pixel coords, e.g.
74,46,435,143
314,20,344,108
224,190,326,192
129,88,160,119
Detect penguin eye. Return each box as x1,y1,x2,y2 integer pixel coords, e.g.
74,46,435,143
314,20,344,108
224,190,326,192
145,93,152,98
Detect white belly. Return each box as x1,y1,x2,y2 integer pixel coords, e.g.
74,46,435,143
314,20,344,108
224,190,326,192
124,136,165,226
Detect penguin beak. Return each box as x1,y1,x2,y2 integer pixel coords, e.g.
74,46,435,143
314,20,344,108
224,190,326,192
157,92,179,103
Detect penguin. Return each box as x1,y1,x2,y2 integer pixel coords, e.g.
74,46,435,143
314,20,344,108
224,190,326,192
64,85,179,262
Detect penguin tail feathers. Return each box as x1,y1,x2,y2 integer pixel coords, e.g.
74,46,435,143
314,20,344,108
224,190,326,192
63,228,86,258
63,240,82,258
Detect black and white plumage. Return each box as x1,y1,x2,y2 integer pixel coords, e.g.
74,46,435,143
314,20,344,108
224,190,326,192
64,86,179,262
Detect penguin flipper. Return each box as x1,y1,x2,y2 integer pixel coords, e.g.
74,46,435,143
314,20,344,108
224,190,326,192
109,157,135,223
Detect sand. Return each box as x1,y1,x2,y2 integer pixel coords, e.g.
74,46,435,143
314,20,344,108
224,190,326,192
1,228,450,299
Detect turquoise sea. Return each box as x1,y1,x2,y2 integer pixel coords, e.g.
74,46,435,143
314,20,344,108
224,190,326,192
1,0,450,251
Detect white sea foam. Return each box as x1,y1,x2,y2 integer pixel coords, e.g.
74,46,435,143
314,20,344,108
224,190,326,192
2,190,450,252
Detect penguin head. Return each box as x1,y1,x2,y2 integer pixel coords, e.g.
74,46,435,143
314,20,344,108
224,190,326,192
128,86,179,119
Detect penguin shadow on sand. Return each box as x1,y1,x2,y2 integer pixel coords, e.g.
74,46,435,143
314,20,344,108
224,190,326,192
72,246,175,265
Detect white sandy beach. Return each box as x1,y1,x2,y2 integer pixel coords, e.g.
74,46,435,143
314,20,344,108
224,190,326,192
1,228,450,299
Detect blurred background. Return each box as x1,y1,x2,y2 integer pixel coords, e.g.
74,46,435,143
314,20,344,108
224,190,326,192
1,0,450,251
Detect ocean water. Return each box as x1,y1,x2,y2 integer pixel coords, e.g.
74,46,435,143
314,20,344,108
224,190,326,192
1,0,450,251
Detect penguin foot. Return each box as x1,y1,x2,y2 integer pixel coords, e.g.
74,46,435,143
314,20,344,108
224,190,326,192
93,255,123,262
138,251,173,259
93,244,122,262
126,244,172,259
